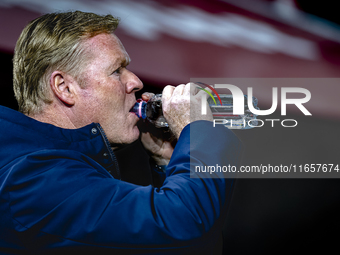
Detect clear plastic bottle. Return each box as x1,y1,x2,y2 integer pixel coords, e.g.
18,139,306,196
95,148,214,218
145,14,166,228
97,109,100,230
131,94,259,129
131,94,168,128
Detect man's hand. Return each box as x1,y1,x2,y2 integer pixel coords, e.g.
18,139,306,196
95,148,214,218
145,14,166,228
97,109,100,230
162,82,213,139
139,83,213,164
140,131,174,165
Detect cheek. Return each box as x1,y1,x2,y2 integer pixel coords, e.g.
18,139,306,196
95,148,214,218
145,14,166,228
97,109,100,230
109,89,126,111
77,90,104,123
81,89,100,109
80,78,126,114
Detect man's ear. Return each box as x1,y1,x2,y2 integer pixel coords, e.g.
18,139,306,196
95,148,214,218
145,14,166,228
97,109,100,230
50,71,76,106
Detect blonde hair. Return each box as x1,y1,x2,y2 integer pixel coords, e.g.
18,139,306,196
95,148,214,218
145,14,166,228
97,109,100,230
13,11,119,114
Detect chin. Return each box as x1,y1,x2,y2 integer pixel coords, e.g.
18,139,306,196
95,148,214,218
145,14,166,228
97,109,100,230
129,127,140,143
106,123,140,145
119,127,140,145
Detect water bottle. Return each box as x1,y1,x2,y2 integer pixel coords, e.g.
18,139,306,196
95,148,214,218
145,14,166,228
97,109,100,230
131,94,168,128
131,94,259,129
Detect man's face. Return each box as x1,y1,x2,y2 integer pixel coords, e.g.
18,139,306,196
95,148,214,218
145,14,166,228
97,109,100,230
76,33,143,145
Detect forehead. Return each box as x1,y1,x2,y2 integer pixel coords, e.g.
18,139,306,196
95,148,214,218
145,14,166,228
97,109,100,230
84,33,130,65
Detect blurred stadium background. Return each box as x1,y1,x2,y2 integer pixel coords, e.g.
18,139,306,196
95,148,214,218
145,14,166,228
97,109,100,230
1,1,339,254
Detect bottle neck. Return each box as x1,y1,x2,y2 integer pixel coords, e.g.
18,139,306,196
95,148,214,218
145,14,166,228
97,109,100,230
131,100,147,119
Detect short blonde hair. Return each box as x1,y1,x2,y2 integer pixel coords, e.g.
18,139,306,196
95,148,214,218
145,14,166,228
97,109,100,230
13,11,119,114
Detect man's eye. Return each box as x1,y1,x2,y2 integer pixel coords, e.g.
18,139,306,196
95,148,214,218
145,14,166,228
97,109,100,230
112,67,122,75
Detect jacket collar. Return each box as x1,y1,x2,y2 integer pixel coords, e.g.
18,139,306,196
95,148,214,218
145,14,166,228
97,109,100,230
0,106,120,179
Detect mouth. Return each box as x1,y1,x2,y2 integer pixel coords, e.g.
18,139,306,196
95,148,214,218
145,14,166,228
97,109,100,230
129,100,142,118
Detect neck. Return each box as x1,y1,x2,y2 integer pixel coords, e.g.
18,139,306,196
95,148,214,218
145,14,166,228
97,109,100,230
28,103,82,130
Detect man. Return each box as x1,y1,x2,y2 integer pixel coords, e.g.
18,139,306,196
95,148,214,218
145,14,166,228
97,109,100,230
0,11,242,254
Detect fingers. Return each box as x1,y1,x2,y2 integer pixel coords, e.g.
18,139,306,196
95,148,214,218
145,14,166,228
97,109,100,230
160,82,214,138
162,85,175,101
183,82,194,96
141,92,155,101
162,82,213,98
172,84,185,96
163,83,199,99
162,84,185,108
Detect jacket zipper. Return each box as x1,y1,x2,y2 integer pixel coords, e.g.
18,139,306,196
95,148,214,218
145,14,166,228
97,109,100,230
95,123,121,180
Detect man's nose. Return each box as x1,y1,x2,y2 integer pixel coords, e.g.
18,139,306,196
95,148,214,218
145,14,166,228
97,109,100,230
124,69,143,93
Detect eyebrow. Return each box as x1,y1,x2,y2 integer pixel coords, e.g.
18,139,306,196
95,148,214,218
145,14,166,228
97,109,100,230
122,54,131,66
113,54,130,70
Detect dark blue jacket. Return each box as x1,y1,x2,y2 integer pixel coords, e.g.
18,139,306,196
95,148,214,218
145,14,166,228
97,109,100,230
0,106,242,254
